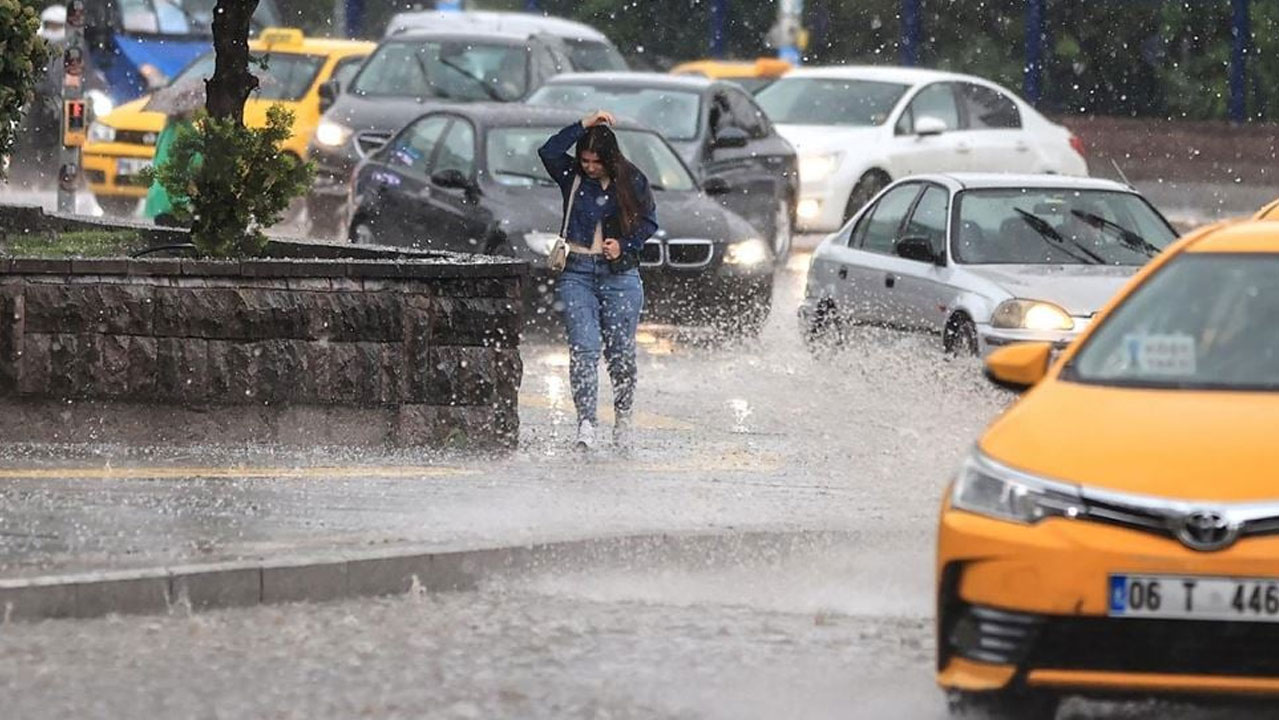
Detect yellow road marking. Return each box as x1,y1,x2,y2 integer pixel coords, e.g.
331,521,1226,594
0,466,476,481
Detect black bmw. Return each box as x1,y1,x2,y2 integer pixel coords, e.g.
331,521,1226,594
347,105,775,334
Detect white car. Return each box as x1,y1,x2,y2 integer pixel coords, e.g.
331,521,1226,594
799,174,1179,356
755,66,1089,233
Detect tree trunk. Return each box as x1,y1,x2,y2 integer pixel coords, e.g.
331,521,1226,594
205,0,261,124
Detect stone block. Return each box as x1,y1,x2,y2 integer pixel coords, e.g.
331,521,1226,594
49,333,98,398
17,333,51,396
127,336,158,398
262,561,348,604
157,337,209,404
345,553,433,598
94,334,132,397
71,258,129,275
75,576,170,618
327,342,381,406
180,260,242,277
395,404,497,448
0,582,79,620
10,258,71,274
170,567,262,610
0,290,20,396
425,346,495,406
431,277,520,299
126,258,183,277
23,283,153,335
431,297,521,346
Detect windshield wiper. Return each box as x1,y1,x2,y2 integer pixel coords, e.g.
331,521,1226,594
1013,208,1104,264
649,183,666,191
436,56,506,102
1070,210,1162,258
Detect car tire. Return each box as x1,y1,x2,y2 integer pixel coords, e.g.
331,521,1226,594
843,170,890,224
97,196,139,217
946,689,1059,720
803,298,841,352
944,315,980,357
770,197,793,262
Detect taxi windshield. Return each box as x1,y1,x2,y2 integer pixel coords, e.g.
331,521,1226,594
1069,254,1279,390
170,52,324,102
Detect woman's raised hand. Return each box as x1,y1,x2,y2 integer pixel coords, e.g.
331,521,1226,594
582,110,616,128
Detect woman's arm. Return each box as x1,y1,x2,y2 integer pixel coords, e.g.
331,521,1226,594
620,170,659,255
538,122,585,191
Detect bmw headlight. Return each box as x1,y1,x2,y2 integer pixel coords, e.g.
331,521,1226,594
798,152,841,183
724,237,769,266
88,121,116,143
315,119,354,148
952,451,1084,525
991,299,1074,331
522,231,560,257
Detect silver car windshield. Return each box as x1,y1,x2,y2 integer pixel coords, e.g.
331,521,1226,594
352,40,528,101
526,85,702,141
1070,254,1279,390
953,189,1177,265
754,77,908,126
486,127,696,192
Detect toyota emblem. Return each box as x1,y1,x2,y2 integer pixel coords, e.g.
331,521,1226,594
1176,510,1238,551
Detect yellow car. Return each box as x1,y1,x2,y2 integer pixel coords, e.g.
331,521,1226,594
1257,199,1279,220
83,29,373,216
669,57,791,93
938,219,1279,717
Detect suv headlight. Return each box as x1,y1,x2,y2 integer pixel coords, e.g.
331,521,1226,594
724,237,769,266
798,152,841,183
88,121,116,143
952,451,1084,524
315,119,354,148
522,231,559,256
991,299,1074,331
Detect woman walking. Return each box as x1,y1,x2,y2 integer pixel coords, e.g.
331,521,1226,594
539,111,659,451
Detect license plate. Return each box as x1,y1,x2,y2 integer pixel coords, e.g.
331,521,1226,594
1109,574,1279,622
116,158,152,176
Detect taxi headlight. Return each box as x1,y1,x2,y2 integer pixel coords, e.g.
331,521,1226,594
991,299,1074,331
724,237,769,266
522,231,559,256
88,121,116,143
952,451,1084,525
86,90,115,119
798,152,841,183
315,120,354,148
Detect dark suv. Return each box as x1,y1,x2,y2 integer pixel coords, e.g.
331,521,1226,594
306,29,592,236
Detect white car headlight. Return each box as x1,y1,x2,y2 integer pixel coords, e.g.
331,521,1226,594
315,120,354,148
88,121,116,143
952,451,1084,524
522,231,560,256
724,237,769,266
86,90,114,119
798,152,841,183
991,299,1074,331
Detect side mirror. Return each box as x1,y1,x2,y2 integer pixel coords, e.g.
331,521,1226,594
712,126,750,149
318,79,340,113
702,176,731,196
431,168,473,190
915,115,948,136
984,342,1053,392
896,236,937,264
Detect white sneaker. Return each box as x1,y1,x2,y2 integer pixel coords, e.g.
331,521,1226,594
574,420,596,451
613,414,634,453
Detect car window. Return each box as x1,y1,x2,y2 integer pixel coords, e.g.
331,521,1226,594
724,89,769,139
330,55,366,88
527,84,703,141
486,127,697,191
434,120,476,177
896,82,960,135
117,0,278,36
352,40,528,101
387,116,450,176
960,83,1021,129
903,185,949,258
859,184,922,255
168,52,321,102
564,39,628,72
755,77,908,126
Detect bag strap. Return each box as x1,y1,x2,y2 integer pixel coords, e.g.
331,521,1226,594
560,174,582,238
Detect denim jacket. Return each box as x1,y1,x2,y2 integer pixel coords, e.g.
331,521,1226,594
538,122,659,257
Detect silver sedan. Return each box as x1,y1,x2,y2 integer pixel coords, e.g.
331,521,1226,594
799,174,1180,355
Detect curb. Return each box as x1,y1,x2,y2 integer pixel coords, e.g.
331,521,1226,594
0,529,855,623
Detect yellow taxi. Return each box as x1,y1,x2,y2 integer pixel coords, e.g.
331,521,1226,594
669,57,791,93
83,29,373,215
938,219,1279,717
1257,199,1279,220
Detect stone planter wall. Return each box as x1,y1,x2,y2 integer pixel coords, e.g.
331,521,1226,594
0,253,526,450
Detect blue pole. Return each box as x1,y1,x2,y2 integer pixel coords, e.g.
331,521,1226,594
1230,0,1249,122
437,0,463,11
1025,0,1044,107
344,0,364,37
900,0,920,66
525,0,539,11
710,0,727,58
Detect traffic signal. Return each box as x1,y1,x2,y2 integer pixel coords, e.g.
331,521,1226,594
63,99,87,147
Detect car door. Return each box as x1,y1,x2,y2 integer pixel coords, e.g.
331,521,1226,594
367,115,450,246
419,117,489,252
889,82,971,175
725,87,794,244
891,184,956,331
827,182,924,325
701,90,764,232
955,82,1027,172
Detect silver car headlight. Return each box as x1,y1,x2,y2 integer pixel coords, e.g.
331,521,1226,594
991,299,1074,331
724,237,769,266
951,451,1084,524
88,121,116,143
522,231,559,257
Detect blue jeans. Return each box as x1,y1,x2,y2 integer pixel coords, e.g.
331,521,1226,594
556,254,644,425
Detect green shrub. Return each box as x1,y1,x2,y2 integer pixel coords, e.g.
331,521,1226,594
0,0,49,177
150,105,313,258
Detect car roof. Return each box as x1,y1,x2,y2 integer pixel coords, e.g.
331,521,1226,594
542,72,717,91
908,173,1135,193
779,64,1009,89
1185,221,1279,254
380,29,533,45
415,102,657,133
385,10,612,42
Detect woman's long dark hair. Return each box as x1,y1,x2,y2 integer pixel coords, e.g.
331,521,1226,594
576,125,641,234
